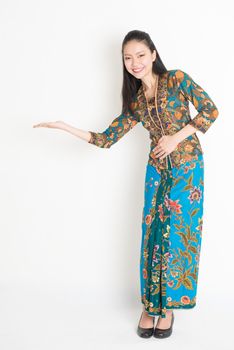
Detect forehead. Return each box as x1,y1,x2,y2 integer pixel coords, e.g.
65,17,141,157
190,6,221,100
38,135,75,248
123,40,149,55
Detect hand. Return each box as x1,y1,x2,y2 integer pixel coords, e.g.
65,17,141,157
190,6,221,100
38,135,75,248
153,135,179,160
33,120,67,129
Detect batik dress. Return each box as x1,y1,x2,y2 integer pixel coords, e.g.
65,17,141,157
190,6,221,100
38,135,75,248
88,69,219,318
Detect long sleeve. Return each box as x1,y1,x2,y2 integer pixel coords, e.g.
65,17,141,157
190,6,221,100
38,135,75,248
88,101,140,148
175,69,219,134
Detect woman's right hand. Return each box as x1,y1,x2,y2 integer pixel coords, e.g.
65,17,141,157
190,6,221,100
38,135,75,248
33,120,92,143
33,120,67,129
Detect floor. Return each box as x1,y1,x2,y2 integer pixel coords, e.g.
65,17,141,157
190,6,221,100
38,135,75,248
0,284,232,350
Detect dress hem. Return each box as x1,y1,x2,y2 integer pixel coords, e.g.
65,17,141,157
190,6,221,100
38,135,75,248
141,301,197,317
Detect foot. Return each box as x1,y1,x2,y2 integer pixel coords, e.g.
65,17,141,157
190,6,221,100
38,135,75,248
139,310,154,328
156,310,173,329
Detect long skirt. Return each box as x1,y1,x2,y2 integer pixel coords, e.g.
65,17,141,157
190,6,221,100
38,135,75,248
140,153,204,318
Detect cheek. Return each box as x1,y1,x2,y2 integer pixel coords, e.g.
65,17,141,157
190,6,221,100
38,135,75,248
143,58,152,68
124,61,132,72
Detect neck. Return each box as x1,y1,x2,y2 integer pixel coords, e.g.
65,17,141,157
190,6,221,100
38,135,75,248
141,72,158,91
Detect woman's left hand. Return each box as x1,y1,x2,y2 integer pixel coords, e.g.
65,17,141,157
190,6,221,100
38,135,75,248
153,135,179,160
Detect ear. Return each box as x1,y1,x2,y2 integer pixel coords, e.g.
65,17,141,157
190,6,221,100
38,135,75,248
152,49,156,62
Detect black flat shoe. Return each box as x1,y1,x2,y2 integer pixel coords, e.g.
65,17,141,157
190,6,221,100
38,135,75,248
153,311,174,339
137,312,155,338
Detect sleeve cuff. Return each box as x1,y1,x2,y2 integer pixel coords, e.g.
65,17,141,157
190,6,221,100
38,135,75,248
88,131,96,144
188,117,213,134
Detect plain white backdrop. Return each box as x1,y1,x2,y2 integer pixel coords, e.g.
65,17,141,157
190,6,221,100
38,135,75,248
0,0,233,349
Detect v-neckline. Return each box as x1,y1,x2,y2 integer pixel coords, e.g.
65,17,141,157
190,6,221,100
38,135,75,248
142,76,159,104
136,71,169,106
137,74,160,103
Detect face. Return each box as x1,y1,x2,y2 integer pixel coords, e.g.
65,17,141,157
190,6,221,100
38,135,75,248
123,40,156,79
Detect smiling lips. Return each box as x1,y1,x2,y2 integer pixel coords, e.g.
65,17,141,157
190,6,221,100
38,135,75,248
132,67,144,73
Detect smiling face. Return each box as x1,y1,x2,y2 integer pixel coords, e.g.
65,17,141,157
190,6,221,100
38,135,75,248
123,40,156,79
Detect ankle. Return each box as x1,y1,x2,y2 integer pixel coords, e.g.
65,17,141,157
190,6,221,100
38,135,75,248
158,310,173,319
143,310,152,318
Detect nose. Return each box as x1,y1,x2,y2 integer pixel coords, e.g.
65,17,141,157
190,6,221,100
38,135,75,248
130,57,140,65
132,61,142,68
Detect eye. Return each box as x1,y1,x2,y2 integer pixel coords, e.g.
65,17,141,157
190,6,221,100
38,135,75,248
139,54,144,57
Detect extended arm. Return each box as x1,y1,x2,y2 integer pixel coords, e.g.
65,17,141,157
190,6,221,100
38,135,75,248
88,111,139,148
33,101,140,147
87,98,140,148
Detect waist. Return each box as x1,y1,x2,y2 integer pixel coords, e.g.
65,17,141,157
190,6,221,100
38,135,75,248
148,148,204,172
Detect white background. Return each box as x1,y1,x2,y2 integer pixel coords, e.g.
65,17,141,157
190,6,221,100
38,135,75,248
0,0,233,349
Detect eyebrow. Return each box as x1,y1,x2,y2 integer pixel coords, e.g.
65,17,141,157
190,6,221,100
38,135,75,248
124,50,145,56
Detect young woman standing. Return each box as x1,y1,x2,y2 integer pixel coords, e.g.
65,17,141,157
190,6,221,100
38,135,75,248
33,30,219,339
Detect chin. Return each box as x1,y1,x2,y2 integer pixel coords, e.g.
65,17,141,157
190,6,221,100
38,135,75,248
133,72,146,79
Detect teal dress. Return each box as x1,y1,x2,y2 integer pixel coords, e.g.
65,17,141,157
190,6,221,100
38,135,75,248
88,69,219,317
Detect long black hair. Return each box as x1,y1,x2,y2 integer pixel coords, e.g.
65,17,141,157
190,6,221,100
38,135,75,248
121,30,168,115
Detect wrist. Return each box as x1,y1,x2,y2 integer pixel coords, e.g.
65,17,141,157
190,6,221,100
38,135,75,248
172,132,183,144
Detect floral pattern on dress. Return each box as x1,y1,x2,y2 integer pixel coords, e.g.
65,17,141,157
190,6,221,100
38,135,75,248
140,154,204,317
88,69,218,174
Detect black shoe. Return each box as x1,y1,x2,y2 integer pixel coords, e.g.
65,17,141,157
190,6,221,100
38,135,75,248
137,312,155,338
153,311,174,339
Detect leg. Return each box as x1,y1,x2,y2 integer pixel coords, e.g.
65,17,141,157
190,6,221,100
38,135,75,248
139,305,155,328
155,309,173,329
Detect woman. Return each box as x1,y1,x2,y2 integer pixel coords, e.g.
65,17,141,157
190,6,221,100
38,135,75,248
33,30,219,339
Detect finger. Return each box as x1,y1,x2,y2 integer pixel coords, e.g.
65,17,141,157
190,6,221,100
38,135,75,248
154,145,163,152
154,148,165,156
159,154,167,160
155,150,166,157
160,151,171,159
34,123,44,127
153,149,161,156
34,123,49,128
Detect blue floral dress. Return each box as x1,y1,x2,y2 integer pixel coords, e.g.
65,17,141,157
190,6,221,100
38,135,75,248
88,69,218,317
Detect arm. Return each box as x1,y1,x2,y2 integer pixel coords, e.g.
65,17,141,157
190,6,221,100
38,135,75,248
174,69,219,134
33,118,138,146
153,70,219,158
32,100,140,146
88,104,140,148
153,122,200,159
173,123,199,143
62,124,92,142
